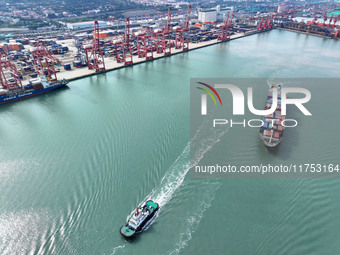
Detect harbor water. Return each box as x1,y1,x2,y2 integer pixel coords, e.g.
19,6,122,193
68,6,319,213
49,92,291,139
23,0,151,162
1,30,340,254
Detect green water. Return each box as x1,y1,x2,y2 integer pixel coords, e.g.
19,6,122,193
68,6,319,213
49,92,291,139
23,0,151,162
1,30,340,255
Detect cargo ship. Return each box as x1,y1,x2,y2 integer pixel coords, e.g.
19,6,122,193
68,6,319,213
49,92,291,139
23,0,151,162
259,84,285,149
120,200,159,238
0,75,68,105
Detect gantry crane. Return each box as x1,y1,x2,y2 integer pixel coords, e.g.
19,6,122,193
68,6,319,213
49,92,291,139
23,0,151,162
30,40,61,81
174,5,191,51
323,12,327,26
218,11,234,41
136,27,153,60
84,21,106,72
333,15,340,27
257,17,263,31
150,7,172,56
0,50,23,91
115,18,133,65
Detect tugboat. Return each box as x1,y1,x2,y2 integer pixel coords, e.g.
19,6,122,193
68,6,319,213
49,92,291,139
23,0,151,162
120,200,159,238
259,84,285,149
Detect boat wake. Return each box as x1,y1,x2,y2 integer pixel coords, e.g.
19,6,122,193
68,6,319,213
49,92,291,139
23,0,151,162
120,114,227,253
146,118,227,208
125,118,227,222
168,181,221,255
126,115,228,223
111,244,125,254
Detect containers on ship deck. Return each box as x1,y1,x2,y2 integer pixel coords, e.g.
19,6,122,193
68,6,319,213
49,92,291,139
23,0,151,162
264,130,272,136
260,122,268,131
64,64,71,70
24,84,33,90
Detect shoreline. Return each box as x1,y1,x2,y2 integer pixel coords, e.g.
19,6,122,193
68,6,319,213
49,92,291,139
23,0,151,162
277,27,335,39
54,30,263,83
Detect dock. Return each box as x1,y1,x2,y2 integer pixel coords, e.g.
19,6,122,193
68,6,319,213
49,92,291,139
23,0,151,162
52,31,257,83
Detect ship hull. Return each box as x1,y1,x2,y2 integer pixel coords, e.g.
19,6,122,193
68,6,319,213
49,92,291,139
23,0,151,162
260,132,282,149
120,201,159,238
0,83,67,105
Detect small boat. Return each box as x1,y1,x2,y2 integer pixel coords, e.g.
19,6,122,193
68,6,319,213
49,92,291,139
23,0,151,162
120,200,159,238
259,84,285,149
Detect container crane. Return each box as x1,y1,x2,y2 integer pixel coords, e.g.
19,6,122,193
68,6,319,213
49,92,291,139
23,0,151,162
115,18,133,65
267,14,275,29
136,27,153,60
109,16,115,25
85,21,105,73
312,14,318,25
328,14,334,26
323,12,327,26
30,40,61,81
0,50,23,91
218,11,233,41
333,15,340,27
174,5,191,51
290,11,294,22
257,17,264,31
163,7,172,55
149,7,172,56
262,16,269,30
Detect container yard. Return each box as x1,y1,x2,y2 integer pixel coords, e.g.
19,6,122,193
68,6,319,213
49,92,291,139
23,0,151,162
1,6,340,93
0,6,267,91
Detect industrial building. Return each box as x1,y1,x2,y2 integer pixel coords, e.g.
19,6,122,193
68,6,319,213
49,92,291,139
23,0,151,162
277,4,288,14
198,6,234,23
198,9,217,23
67,21,107,30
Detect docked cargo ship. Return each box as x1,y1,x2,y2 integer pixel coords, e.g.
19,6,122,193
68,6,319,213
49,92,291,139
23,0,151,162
259,84,285,148
0,75,68,105
120,200,159,238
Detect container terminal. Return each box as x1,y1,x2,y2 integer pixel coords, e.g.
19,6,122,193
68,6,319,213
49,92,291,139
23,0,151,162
1,5,340,99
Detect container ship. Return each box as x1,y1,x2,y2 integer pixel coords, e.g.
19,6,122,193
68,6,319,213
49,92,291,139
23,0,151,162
0,75,68,105
259,84,285,149
120,200,159,238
